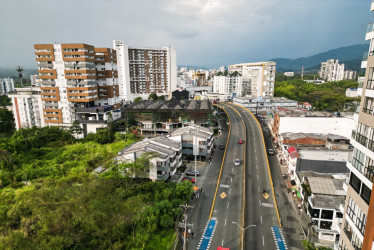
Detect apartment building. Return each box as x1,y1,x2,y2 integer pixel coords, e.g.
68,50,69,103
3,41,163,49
113,40,177,101
116,136,182,181
213,75,243,97
339,3,374,249
0,78,15,95
34,43,121,135
319,59,345,82
8,87,44,129
228,61,276,97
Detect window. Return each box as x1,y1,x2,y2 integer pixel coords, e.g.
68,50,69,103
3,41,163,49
320,221,332,230
308,204,320,218
356,123,369,146
352,148,365,172
349,173,362,194
321,210,334,220
363,97,374,114
364,157,374,182
367,67,374,90
360,184,371,205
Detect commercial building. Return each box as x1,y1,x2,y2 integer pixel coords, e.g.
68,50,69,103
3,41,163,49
233,96,298,112
169,125,214,161
8,87,44,129
0,78,15,95
228,61,276,97
339,3,374,249
34,43,121,135
124,99,213,135
116,136,182,181
213,75,243,97
284,72,295,77
319,59,345,82
346,88,358,98
113,40,177,101
344,70,357,81
271,109,355,141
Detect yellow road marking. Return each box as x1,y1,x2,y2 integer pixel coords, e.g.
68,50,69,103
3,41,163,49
220,192,227,199
230,103,282,228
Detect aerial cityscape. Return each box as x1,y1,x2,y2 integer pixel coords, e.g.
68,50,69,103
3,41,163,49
1,0,374,250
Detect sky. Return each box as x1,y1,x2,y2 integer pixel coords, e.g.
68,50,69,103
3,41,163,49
0,0,372,69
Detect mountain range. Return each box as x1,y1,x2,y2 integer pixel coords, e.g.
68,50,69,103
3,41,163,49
270,44,368,73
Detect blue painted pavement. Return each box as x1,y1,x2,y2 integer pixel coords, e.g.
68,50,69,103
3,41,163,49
199,218,217,250
272,226,287,250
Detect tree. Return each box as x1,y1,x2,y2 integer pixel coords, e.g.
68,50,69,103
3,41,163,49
148,93,158,100
0,96,11,107
134,97,143,103
158,95,166,100
0,109,15,136
95,129,115,144
16,66,23,88
69,120,83,138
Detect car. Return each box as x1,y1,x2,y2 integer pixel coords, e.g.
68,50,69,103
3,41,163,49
238,139,243,144
182,177,196,183
268,149,274,155
186,170,200,176
234,158,240,166
219,145,225,150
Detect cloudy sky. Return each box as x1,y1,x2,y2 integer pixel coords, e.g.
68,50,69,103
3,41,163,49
0,0,372,69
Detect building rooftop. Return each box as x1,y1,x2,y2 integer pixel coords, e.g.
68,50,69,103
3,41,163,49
170,125,213,139
125,98,212,111
281,132,327,141
308,177,346,196
310,195,345,210
275,108,353,118
298,149,349,162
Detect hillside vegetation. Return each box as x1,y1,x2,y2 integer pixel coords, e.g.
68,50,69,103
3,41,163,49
0,126,192,249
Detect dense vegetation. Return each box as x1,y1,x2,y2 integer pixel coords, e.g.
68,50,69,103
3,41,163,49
0,126,193,248
274,75,360,111
0,109,15,137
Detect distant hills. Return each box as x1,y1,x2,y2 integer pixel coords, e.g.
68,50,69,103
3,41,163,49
0,68,37,78
271,44,368,74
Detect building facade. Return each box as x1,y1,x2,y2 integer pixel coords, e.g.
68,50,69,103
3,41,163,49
213,75,243,97
113,40,177,101
0,78,15,95
228,61,276,97
8,87,44,129
34,43,121,135
319,59,345,82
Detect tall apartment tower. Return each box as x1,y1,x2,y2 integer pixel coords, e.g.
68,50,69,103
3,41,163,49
0,78,15,95
113,40,177,101
213,75,243,97
34,43,121,135
228,61,276,98
319,59,345,82
339,3,374,249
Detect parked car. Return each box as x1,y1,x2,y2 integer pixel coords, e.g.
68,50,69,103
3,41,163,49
234,159,240,166
182,177,196,183
238,139,243,144
219,145,225,150
186,170,200,176
268,149,274,155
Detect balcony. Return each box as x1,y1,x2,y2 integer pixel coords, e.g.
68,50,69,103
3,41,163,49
362,51,368,68
76,106,113,113
366,22,374,41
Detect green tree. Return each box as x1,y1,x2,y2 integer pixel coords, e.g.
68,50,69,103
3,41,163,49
134,97,143,103
69,120,83,138
95,129,115,144
0,109,15,136
148,93,158,100
158,95,166,100
15,66,23,88
0,96,11,107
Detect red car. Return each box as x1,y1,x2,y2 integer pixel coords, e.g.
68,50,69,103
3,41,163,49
182,177,196,183
238,139,243,144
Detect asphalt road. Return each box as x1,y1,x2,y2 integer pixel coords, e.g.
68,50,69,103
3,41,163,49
226,103,281,250
187,105,245,250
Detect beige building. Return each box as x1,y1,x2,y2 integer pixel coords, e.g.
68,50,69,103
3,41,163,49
228,61,276,97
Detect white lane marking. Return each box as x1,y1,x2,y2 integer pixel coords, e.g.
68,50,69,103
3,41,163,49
259,200,261,206
227,202,229,209
257,174,259,181
231,177,232,183
225,219,227,226
258,186,260,192
256,165,258,170
222,240,224,246
229,189,231,195
262,203,274,207
220,184,230,188
262,235,264,245
261,216,263,224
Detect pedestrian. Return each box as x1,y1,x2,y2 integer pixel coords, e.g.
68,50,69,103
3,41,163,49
201,187,203,193
194,190,197,198
197,191,200,199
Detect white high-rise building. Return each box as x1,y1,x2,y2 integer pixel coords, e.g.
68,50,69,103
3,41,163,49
228,61,276,97
0,78,15,95
213,76,243,97
113,40,177,101
319,59,345,82
8,87,45,129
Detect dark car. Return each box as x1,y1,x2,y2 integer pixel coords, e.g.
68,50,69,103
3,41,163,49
219,145,225,150
186,170,200,176
182,177,196,183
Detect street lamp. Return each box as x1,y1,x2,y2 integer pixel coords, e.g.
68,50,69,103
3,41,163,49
232,221,256,250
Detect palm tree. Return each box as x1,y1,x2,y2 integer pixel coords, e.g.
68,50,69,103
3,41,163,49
16,66,23,87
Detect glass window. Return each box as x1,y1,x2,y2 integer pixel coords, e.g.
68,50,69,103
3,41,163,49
308,204,320,218
320,220,332,230
321,210,334,220
361,184,371,205
350,173,362,194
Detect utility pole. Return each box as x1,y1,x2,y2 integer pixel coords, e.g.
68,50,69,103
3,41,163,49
195,124,198,186
180,204,193,250
301,66,304,81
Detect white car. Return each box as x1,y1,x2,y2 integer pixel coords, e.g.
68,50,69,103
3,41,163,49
234,159,240,166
